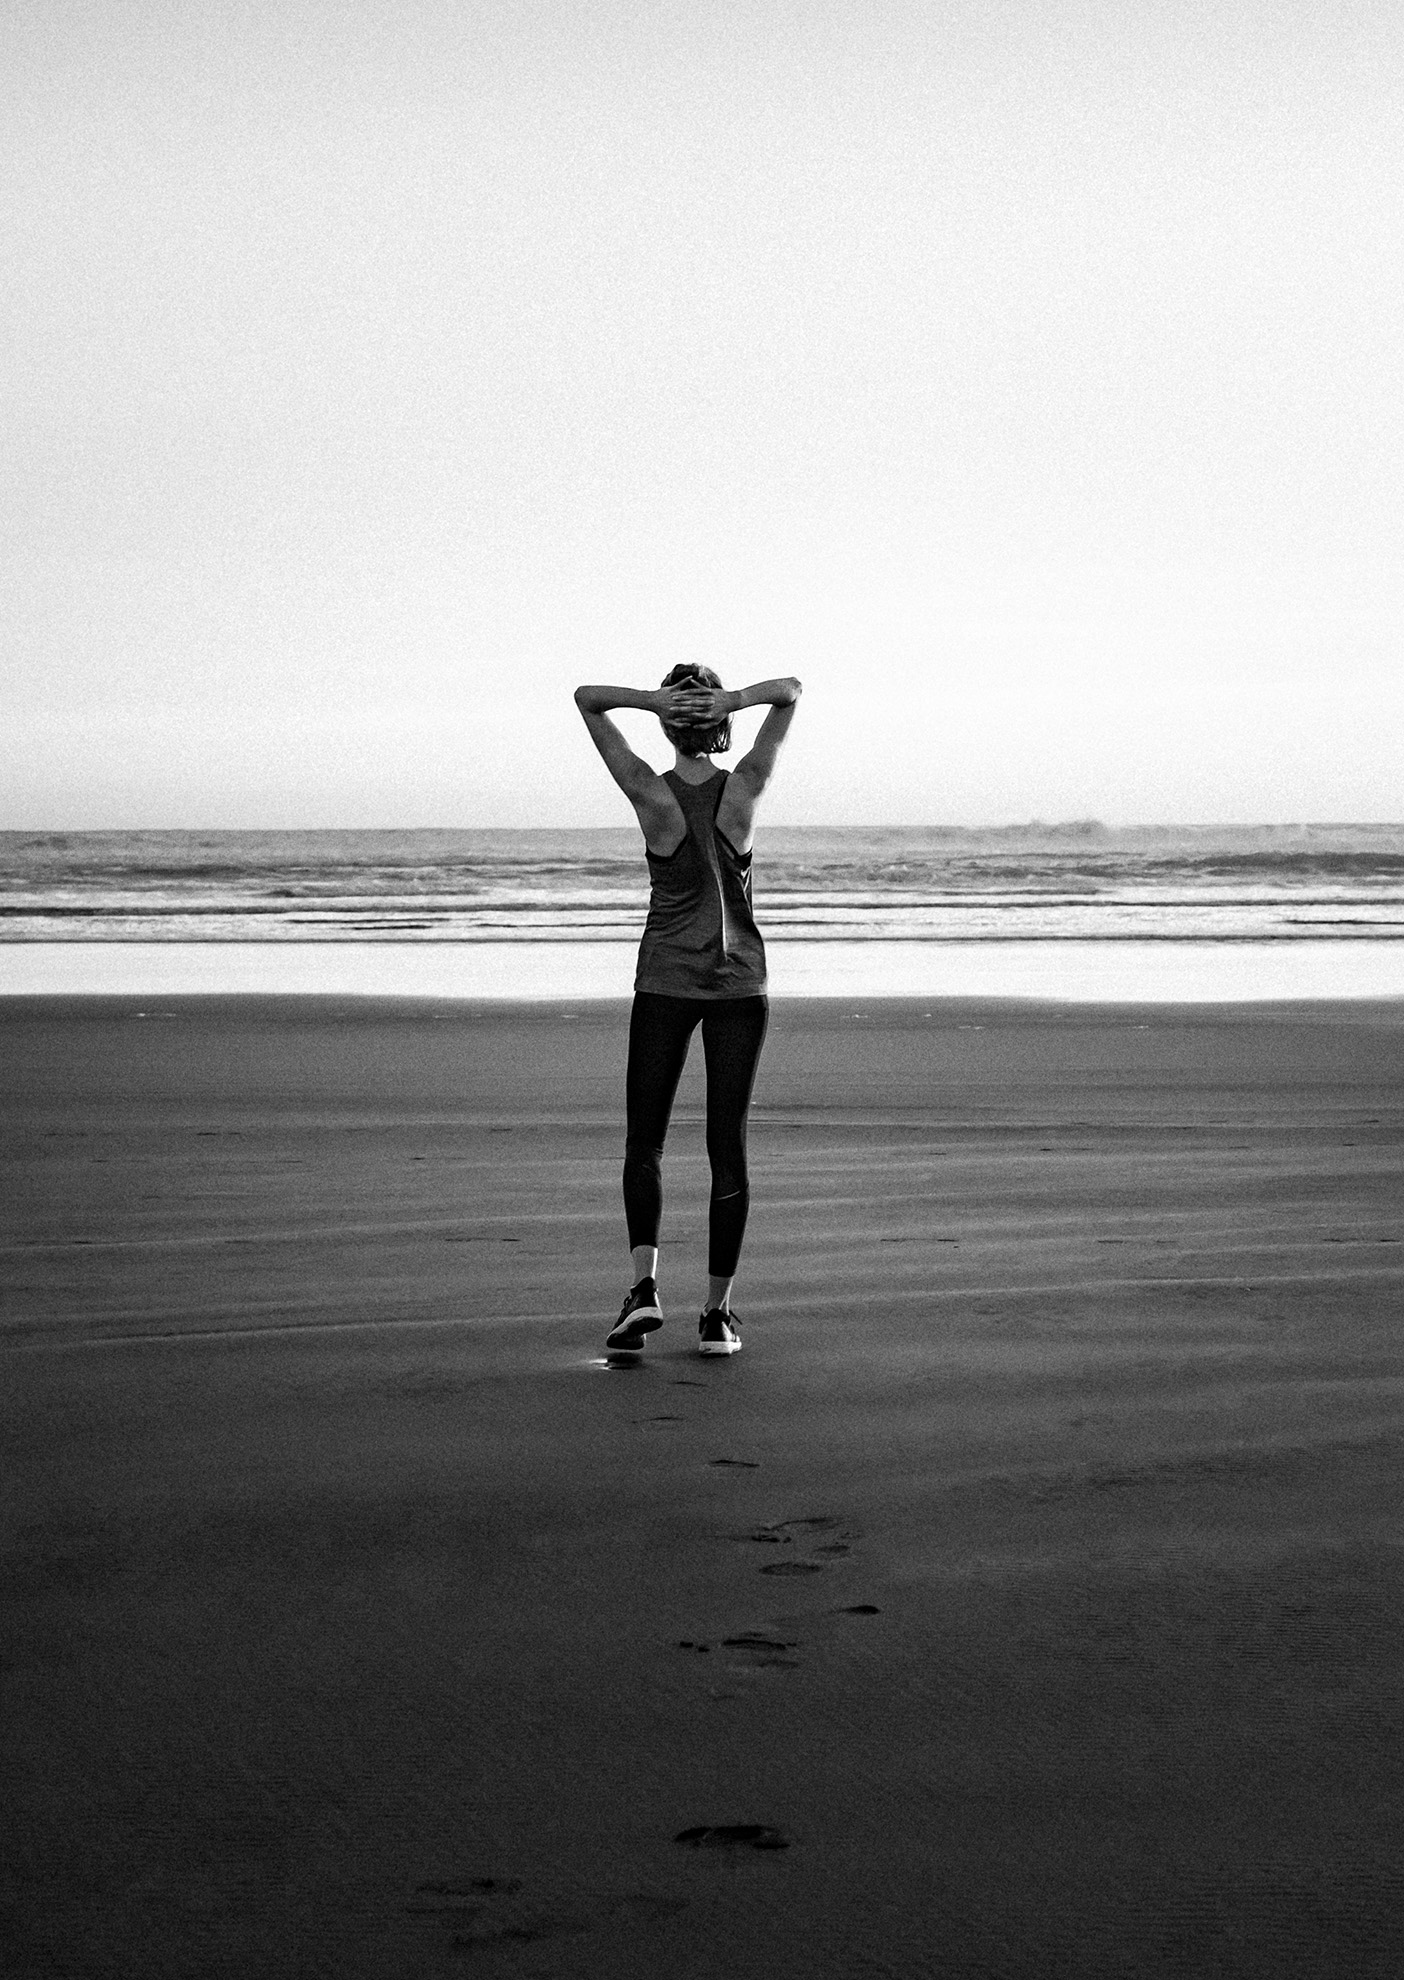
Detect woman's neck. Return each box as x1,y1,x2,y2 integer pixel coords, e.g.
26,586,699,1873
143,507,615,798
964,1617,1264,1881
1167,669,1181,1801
671,752,718,784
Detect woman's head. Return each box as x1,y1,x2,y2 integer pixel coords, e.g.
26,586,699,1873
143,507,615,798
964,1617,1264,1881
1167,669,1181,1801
659,663,732,758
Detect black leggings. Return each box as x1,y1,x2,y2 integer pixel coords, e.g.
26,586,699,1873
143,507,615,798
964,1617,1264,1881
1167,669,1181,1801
624,992,769,1278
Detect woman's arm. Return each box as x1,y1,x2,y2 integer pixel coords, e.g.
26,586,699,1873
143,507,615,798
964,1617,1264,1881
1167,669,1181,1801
573,684,662,797
726,677,804,717
573,683,706,848
712,678,803,852
573,684,667,718
573,683,709,791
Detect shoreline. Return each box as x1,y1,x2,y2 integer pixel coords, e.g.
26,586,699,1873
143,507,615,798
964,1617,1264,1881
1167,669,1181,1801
8,986,1404,1013
5,934,1404,1001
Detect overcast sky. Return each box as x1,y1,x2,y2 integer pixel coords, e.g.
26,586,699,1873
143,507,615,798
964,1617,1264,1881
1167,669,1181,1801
5,0,1401,828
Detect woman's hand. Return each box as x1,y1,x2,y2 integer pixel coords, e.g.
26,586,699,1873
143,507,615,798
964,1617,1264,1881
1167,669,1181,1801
661,683,736,725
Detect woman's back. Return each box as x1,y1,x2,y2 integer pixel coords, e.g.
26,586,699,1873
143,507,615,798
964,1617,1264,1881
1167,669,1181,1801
634,769,766,999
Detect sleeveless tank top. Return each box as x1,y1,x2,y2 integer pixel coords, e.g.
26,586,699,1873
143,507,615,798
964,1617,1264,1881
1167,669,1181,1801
633,769,768,999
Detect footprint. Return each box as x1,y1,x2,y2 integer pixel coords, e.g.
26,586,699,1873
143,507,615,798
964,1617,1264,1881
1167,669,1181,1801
744,1516,838,1543
676,1640,712,1653
450,1893,686,1947
418,1878,522,1898
709,1457,759,1469
744,1514,857,1576
406,1877,523,1913
675,1825,790,1851
414,1878,685,1947
721,1632,800,1668
842,1604,881,1616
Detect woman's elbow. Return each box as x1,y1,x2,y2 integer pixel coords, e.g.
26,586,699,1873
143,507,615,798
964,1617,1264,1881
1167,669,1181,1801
785,677,803,703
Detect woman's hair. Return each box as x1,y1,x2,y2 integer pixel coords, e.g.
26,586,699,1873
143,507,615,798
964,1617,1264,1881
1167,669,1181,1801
659,662,732,758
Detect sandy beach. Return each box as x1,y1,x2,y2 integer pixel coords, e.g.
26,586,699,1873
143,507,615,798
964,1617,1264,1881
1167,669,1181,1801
4,993,1404,1978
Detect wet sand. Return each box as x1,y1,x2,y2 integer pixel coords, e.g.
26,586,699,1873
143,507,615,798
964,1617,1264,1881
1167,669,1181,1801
4,995,1404,1978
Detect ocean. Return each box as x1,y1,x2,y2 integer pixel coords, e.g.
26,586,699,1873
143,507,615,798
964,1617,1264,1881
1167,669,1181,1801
4,823,1404,999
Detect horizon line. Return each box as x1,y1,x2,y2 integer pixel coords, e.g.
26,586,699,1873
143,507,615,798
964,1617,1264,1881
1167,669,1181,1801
4,819,1404,837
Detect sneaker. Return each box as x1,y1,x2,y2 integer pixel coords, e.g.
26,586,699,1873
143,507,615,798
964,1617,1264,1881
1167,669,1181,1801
606,1278,664,1351
698,1308,742,1356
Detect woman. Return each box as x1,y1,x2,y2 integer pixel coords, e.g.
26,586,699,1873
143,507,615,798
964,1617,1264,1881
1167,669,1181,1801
573,665,802,1355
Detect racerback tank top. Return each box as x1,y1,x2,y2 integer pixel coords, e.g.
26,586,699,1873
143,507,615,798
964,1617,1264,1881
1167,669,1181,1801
633,769,767,999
